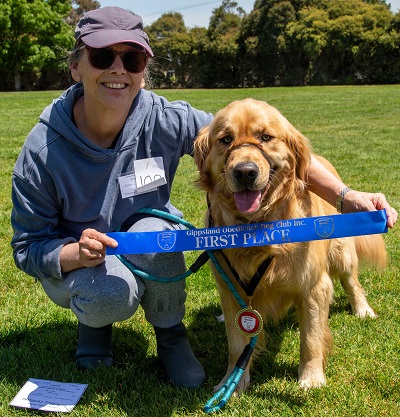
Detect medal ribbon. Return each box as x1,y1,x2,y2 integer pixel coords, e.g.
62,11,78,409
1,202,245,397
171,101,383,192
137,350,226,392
107,210,387,255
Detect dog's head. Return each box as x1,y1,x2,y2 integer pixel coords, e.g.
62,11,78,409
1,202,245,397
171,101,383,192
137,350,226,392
194,98,311,217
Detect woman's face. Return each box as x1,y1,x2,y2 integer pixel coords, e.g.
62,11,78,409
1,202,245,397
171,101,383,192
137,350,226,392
70,43,147,113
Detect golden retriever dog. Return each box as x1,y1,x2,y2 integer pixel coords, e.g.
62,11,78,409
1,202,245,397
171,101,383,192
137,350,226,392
193,98,387,393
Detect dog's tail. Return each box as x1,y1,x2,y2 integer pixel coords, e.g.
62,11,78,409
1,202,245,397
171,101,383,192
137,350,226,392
354,234,388,270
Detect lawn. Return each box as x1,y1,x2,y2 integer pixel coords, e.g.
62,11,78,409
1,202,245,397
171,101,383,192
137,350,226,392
0,85,399,417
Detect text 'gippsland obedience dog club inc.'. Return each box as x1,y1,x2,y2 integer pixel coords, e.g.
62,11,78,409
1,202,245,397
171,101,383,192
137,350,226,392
157,217,330,252
154,212,385,253
185,220,298,250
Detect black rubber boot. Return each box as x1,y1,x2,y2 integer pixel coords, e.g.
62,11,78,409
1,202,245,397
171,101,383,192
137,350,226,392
75,322,114,370
154,322,206,389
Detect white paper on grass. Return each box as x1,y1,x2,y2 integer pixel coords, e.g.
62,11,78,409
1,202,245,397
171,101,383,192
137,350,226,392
10,378,88,413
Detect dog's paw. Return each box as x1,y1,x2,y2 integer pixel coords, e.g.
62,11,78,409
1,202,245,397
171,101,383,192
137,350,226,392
353,305,377,319
298,377,326,389
298,367,326,389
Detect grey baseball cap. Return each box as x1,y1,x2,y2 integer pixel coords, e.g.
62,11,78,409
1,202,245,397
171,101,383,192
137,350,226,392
75,6,154,57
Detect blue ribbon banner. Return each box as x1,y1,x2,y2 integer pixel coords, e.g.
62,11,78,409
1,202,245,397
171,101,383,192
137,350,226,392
106,210,387,255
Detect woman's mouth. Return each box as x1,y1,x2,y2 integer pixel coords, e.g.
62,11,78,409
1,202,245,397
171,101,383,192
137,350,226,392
102,82,127,89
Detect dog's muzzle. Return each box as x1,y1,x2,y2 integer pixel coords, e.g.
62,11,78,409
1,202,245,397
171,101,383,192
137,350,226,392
225,143,273,213
232,162,260,188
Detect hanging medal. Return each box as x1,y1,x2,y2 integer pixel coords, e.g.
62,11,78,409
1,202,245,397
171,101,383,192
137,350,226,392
235,298,263,337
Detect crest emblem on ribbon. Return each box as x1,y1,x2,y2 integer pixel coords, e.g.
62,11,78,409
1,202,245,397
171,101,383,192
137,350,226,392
157,232,177,250
314,217,334,238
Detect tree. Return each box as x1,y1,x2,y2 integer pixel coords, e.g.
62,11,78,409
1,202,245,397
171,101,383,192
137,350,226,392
66,0,100,27
0,0,75,91
239,0,400,86
146,13,209,88
238,0,303,86
0,0,398,90
350,3,400,83
285,0,399,84
205,0,246,87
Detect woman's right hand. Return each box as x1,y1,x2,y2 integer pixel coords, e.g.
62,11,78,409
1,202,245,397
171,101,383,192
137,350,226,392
61,228,118,272
78,228,118,267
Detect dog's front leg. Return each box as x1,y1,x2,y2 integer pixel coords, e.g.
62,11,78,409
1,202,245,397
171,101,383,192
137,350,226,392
214,332,253,394
297,272,333,388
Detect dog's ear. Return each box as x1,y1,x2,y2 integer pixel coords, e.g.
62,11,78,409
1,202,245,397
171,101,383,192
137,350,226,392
286,125,312,181
194,125,210,174
193,125,212,190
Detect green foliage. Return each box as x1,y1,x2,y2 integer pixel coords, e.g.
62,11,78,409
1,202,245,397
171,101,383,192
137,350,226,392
239,0,302,85
238,0,400,86
0,86,399,416
67,0,100,27
284,0,399,84
0,0,75,90
0,0,400,89
203,0,244,87
146,1,246,88
146,12,204,88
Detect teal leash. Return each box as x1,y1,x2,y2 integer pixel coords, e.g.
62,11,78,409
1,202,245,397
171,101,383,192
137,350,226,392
117,208,258,413
116,208,207,283
203,249,258,413
137,207,196,230
203,336,258,413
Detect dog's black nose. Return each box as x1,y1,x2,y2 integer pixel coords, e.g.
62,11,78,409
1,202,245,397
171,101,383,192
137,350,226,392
233,162,259,185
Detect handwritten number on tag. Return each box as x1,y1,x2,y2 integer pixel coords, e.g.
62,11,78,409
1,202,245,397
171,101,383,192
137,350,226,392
138,174,163,187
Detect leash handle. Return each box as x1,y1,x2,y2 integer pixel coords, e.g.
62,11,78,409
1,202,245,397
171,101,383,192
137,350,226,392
203,368,244,413
204,337,257,413
116,254,193,282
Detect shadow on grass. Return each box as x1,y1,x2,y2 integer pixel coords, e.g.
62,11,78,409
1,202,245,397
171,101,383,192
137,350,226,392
329,293,353,317
0,303,317,416
191,305,308,411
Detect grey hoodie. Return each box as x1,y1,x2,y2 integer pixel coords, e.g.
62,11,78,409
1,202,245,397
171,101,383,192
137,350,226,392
11,84,212,280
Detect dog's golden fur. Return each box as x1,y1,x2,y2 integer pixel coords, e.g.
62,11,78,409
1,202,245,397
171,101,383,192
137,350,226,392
194,98,387,392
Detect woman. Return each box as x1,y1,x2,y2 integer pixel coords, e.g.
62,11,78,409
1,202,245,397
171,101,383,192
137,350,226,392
11,7,397,389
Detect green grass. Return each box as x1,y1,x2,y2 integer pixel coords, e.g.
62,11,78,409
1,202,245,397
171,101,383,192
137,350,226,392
1,86,399,416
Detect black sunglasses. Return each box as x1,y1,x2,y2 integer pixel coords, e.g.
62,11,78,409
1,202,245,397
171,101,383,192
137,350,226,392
85,46,149,73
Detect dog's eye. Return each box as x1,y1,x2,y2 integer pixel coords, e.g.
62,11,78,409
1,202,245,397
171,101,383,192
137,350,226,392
261,134,273,142
220,136,233,144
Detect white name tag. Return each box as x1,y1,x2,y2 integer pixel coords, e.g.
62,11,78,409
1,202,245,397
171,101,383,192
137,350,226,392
118,157,167,198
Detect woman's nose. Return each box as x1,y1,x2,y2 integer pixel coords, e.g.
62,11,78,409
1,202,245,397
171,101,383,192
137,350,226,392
110,55,126,74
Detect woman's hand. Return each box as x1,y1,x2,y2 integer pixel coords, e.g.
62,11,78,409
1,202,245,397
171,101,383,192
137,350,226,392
343,190,398,228
306,155,397,229
60,228,118,273
78,228,118,267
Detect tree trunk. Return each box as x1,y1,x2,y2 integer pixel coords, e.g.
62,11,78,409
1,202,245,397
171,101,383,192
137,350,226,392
15,71,21,91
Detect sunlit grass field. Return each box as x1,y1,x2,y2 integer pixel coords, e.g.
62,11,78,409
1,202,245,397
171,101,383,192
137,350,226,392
0,85,399,416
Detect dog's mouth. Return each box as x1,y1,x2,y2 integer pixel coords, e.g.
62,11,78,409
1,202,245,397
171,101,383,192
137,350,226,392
233,190,262,213
231,165,275,213
233,185,270,213
226,146,276,214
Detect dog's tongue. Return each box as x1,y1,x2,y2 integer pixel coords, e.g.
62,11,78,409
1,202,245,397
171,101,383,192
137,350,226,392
234,190,262,213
